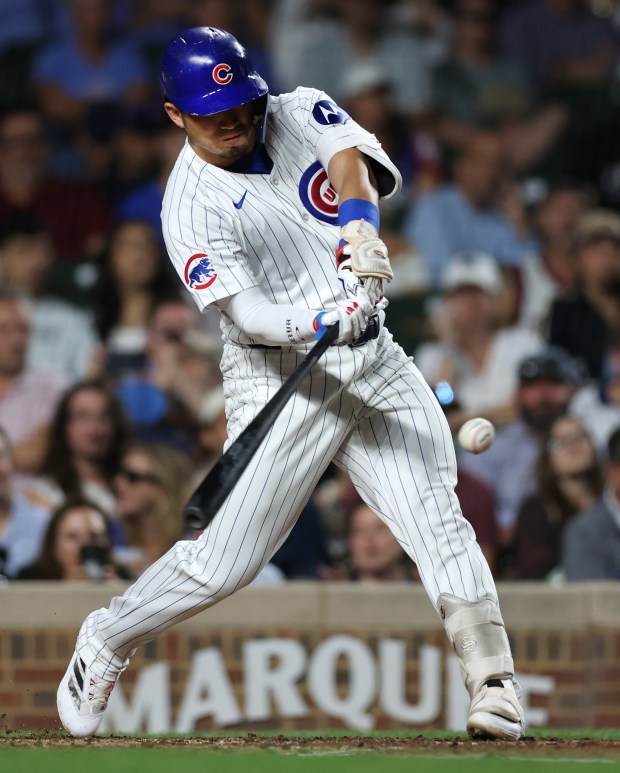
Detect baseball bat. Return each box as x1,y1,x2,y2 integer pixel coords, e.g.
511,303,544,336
183,322,340,530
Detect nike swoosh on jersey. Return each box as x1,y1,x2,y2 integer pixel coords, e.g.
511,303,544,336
234,191,248,209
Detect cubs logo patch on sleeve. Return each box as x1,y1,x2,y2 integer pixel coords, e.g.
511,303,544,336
311,99,350,126
298,160,339,225
184,253,218,289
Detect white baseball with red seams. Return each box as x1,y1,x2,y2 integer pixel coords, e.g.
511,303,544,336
458,418,496,454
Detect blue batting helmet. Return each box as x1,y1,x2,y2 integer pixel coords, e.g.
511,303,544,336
160,27,268,116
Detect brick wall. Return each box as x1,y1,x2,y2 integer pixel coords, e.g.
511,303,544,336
1,582,619,732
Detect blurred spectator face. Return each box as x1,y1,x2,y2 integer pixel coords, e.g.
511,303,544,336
547,0,583,15
145,300,195,354
535,188,588,247
0,298,30,377
109,221,162,290
190,0,235,30
115,448,162,519
444,285,496,330
0,112,47,184
454,0,496,47
348,503,406,580
70,0,109,36
65,388,116,462
338,0,384,34
0,430,13,505
454,133,505,208
517,378,574,432
577,238,620,293
344,85,392,135
0,231,54,296
546,416,597,477
53,504,111,579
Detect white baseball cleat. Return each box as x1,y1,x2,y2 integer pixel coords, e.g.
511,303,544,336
466,679,525,741
57,652,117,737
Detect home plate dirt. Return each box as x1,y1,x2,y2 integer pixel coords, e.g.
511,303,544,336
1,733,620,757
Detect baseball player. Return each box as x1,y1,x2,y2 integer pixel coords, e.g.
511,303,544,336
57,27,525,740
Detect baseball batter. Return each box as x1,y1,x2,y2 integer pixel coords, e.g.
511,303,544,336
57,27,525,741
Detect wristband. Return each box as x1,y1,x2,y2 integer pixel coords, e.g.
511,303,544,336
337,199,380,231
313,312,328,340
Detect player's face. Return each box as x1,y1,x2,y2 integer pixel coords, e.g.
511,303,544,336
165,102,256,167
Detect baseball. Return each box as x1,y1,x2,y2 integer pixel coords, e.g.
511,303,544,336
457,418,495,454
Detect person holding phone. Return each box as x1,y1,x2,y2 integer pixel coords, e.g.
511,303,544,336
16,498,126,581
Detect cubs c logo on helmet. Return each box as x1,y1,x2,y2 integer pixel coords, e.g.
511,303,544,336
184,253,218,290
311,99,350,126
212,63,233,85
298,160,339,225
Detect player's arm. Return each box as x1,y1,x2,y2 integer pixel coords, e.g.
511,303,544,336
217,285,371,347
327,148,393,305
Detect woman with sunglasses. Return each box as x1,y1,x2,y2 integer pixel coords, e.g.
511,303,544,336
113,442,194,578
512,415,603,580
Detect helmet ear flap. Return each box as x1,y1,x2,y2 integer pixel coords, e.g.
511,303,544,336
160,26,269,117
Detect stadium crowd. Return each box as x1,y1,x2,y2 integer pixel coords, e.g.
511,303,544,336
1,0,620,585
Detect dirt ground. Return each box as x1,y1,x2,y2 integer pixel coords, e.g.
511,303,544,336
1,733,620,757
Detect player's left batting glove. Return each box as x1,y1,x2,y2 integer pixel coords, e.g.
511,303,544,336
313,299,369,345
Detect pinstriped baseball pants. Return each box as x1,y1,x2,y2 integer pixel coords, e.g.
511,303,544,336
77,330,498,680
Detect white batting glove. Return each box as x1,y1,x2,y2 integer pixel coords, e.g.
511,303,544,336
313,299,369,345
337,260,385,309
339,219,394,283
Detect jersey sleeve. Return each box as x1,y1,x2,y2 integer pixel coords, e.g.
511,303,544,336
162,154,259,312
294,87,402,201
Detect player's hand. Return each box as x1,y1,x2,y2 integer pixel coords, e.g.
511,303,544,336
339,219,393,283
337,259,385,309
313,299,369,345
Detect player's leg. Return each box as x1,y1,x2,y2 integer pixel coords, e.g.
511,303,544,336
336,334,524,740
57,345,363,736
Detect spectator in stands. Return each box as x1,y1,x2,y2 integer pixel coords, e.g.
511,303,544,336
415,252,543,430
28,380,131,520
17,498,125,581
189,0,278,92
0,106,111,265
114,114,185,240
561,424,620,581
114,299,210,455
512,181,594,334
437,386,499,574
514,415,603,580
459,345,583,571
432,0,568,174
273,0,434,118
569,347,620,458
334,500,418,582
113,441,193,578
340,61,441,203
498,0,617,99
32,0,152,150
0,288,67,486
91,219,181,380
547,209,620,381
0,213,99,382
0,426,49,579
402,130,537,288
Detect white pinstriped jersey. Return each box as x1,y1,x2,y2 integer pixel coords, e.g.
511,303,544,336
162,87,401,347
68,56,516,729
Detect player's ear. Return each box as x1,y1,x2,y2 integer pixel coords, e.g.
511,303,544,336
164,102,185,129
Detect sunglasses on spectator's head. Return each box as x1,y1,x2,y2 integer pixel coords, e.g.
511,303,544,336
118,467,160,485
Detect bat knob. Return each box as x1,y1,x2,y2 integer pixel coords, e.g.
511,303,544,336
183,505,208,530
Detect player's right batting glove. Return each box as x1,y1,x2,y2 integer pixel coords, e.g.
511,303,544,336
338,219,393,284
313,299,369,345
